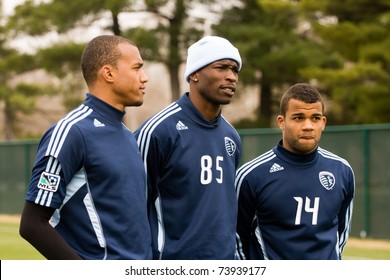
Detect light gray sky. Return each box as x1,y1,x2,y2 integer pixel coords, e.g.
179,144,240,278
2,0,24,15
2,0,133,53
2,0,229,54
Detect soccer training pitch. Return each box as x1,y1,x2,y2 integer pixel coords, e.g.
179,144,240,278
0,215,389,260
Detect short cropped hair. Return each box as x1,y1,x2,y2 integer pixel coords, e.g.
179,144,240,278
280,83,325,116
81,35,136,86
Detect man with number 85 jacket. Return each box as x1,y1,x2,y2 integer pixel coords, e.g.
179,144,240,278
135,36,243,260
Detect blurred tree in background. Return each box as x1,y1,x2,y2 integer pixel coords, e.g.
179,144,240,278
300,0,390,124
1,0,389,139
0,0,55,139
214,0,343,127
6,0,227,103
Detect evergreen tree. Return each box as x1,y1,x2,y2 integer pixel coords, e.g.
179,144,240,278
0,1,55,139
7,0,223,102
300,0,390,124
214,0,341,127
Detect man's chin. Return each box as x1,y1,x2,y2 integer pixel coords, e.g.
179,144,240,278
129,100,143,107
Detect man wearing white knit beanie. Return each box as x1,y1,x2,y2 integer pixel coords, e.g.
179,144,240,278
184,35,242,82
135,35,243,259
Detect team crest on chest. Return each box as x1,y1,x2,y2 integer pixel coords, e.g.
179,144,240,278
224,137,236,156
37,172,60,192
319,171,335,190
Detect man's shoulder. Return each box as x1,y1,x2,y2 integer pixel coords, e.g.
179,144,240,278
318,147,352,168
137,102,182,132
41,106,95,144
237,149,277,174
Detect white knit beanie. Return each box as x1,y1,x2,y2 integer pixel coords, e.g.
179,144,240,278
184,36,242,82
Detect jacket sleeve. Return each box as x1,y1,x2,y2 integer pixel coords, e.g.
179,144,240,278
136,130,164,206
337,167,355,257
236,174,257,259
21,125,85,259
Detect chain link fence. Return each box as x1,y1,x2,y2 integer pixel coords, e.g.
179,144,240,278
1,124,389,238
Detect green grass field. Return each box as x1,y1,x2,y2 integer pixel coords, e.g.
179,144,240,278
1,215,389,260
0,218,44,260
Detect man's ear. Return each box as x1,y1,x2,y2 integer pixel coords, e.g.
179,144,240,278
277,115,284,129
189,73,198,82
101,65,114,82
